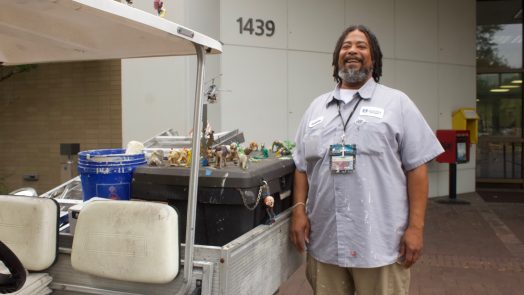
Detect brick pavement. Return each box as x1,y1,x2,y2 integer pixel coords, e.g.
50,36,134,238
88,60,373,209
278,192,524,295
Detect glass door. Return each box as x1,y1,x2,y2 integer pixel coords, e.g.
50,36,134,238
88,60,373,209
476,17,523,187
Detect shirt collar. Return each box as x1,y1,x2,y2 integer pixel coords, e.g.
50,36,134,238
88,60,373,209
325,78,377,107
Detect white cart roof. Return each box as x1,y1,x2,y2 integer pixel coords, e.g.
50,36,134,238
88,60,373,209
0,0,223,65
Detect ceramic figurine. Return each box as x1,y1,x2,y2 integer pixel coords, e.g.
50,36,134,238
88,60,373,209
239,153,248,170
206,148,216,163
263,195,276,225
185,148,192,167
249,141,259,151
153,0,166,17
227,142,240,164
167,149,179,166
207,130,215,149
243,147,253,156
261,144,269,158
271,140,294,157
148,150,164,166
168,148,189,167
214,146,228,169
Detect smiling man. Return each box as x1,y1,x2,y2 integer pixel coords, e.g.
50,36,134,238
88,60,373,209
290,25,444,295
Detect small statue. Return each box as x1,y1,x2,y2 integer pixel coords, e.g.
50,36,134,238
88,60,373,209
207,130,215,148
153,0,166,17
271,140,294,157
214,145,228,169
263,195,276,225
227,142,240,164
168,148,189,167
239,153,248,170
148,150,164,166
185,149,192,167
260,144,269,158
249,141,259,151
167,149,180,166
243,147,253,156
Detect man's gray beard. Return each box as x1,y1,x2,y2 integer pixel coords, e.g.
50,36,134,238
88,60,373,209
338,67,371,84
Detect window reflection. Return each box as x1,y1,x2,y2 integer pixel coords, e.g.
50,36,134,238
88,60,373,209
477,24,522,69
477,73,522,137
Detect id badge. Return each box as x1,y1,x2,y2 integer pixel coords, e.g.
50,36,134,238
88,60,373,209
329,144,356,174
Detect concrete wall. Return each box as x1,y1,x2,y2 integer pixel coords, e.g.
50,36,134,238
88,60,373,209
121,0,477,197
122,0,221,143
0,61,122,193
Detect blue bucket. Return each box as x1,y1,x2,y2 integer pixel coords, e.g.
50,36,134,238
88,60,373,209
77,148,146,201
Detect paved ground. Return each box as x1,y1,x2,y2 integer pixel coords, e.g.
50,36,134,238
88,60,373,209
277,192,524,295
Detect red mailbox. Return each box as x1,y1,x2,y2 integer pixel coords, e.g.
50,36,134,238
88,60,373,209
436,130,470,164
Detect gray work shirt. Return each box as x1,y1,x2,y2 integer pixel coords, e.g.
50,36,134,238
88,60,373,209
293,79,444,268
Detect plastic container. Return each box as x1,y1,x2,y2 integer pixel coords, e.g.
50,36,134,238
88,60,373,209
132,157,295,246
77,149,146,201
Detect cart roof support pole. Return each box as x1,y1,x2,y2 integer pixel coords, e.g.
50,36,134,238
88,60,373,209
181,43,206,294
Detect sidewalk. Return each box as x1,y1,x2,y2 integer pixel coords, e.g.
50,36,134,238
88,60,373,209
278,192,524,295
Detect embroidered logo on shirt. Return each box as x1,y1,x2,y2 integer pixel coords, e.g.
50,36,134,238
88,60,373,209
308,116,324,128
360,107,384,119
355,117,367,126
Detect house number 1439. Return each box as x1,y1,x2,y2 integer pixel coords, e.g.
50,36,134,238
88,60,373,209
236,17,275,37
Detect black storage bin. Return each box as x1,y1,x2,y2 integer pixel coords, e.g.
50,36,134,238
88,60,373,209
132,157,294,246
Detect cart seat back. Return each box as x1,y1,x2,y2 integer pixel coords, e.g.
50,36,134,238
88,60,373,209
71,200,179,283
0,195,59,271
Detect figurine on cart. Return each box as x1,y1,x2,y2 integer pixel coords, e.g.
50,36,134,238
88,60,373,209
214,145,228,169
263,195,276,225
168,148,190,167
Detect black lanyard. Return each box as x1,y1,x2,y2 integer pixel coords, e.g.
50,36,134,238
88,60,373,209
336,96,363,144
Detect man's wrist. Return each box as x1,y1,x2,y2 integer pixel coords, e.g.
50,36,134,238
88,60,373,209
292,202,306,214
407,224,424,231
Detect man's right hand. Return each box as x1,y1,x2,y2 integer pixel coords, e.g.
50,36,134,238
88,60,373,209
290,207,310,252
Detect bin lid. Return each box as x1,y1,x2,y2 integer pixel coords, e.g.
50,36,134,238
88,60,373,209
0,0,222,65
452,108,479,120
133,157,295,189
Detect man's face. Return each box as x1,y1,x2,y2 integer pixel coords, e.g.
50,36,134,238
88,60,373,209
337,29,373,88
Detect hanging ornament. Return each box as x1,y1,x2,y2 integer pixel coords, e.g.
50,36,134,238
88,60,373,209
153,0,166,17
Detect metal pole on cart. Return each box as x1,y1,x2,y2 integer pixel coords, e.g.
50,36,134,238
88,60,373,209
181,43,206,294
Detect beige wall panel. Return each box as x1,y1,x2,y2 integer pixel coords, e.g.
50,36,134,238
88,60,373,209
220,45,288,145
438,0,476,66
345,0,396,58
287,51,334,140
288,0,345,52
437,64,476,129
395,60,439,129
395,0,438,62
122,57,189,143
185,0,220,40
381,58,396,87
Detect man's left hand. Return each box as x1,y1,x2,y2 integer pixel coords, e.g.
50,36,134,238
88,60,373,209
398,226,423,268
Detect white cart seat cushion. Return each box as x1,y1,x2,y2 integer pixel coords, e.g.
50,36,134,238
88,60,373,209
71,200,179,283
0,195,59,271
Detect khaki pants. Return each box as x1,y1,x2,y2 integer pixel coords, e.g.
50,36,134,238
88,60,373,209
306,254,410,295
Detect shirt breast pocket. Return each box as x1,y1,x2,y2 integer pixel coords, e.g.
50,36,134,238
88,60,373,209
355,123,387,156
303,129,325,161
